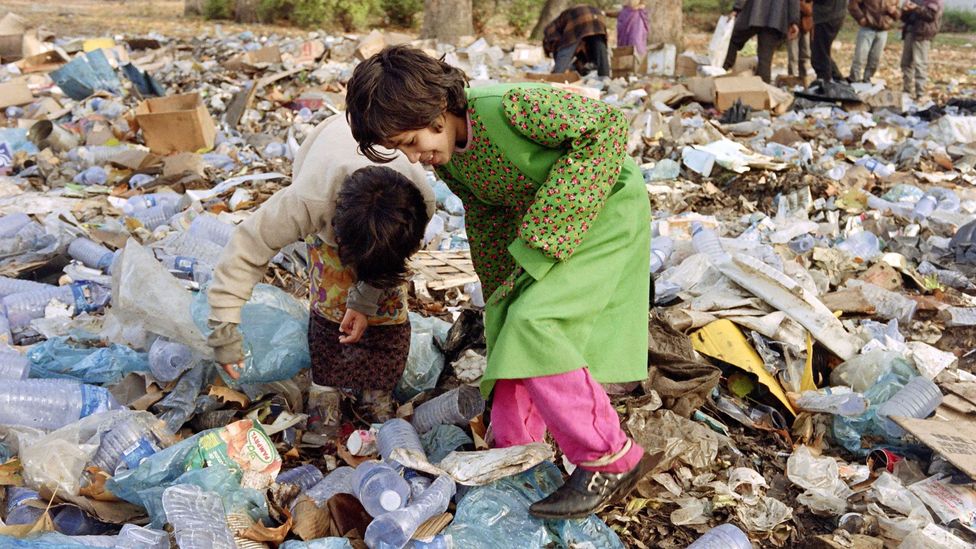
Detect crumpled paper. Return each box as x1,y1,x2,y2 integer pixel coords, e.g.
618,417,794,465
390,442,552,486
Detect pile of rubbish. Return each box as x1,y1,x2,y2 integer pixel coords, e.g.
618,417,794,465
0,9,976,549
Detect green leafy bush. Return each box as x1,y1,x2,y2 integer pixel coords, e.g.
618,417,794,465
203,0,233,19
383,0,424,27
943,9,976,33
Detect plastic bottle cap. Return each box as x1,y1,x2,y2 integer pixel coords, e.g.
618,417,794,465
379,490,402,511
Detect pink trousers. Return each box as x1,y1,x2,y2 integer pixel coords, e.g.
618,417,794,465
490,368,644,473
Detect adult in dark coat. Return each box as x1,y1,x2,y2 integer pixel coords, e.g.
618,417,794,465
723,0,801,83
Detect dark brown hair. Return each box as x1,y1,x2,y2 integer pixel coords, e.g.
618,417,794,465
345,45,469,163
333,166,428,288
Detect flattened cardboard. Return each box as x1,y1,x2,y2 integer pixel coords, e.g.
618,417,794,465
895,415,976,478
134,92,216,154
713,75,769,111
0,81,32,109
520,71,582,84
14,50,69,73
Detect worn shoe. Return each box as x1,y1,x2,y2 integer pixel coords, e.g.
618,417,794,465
529,451,664,520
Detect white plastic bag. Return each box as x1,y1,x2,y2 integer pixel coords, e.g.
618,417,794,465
708,15,735,68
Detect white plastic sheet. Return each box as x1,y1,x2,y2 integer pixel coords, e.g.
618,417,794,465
707,15,735,68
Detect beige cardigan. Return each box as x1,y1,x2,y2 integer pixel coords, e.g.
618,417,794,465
207,115,435,323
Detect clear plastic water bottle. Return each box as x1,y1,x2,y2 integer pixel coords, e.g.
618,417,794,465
795,387,868,416
691,223,728,264
0,275,51,297
132,204,179,230
788,234,816,254
354,460,412,517
122,193,184,215
162,484,236,549
73,166,109,186
157,254,214,286
687,524,752,549
411,386,485,434
0,213,31,238
166,233,225,267
877,377,943,438
836,231,881,261
277,464,324,492
0,379,120,430
649,236,674,274
148,338,195,383
52,505,102,535
302,466,355,506
404,470,433,501
68,237,115,270
189,215,235,247
5,486,44,525
377,418,427,462
364,475,456,549
0,350,30,380
117,523,170,549
128,173,156,189
92,414,170,474
3,281,110,330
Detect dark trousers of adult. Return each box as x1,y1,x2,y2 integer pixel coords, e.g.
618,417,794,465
553,35,610,77
723,27,784,83
811,17,844,81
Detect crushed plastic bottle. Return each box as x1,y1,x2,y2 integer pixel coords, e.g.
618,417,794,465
4,486,44,525
795,387,868,416
0,379,121,429
649,236,674,274
0,213,32,238
73,166,109,186
835,231,881,261
148,338,195,382
122,193,183,215
410,385,485,434
377,418,427,462
189,214,235,247
162,484,236,549
877,376,943,437
277,464,325,492
68,237,115,271
0,350,30,380
353,460,411,517
364,475,456,549
3,281,111,330
303,466,355,507
687,524,752,549
92,413,172,475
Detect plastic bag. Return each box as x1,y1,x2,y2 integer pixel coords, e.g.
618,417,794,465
140,464,268,529
106,431,208,506
394,313,452,402
111,239,210,356
20,410,128,496
786,445,853,515
192,283,310,386
442,461,624,548
421,424,474,464
708,15,734,68
27,337,148,384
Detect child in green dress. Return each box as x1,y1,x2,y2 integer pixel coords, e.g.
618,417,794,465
345,46,659,519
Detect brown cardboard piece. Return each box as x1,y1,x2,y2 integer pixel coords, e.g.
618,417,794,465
163,152,205,178
520,71,582,84
0,12,28,61
0,81,32,109
224,45,281,71
676,52,708,77
356,30,386,61
895,414,976,478
134,92,216,154
14,50,69,73
714,75,770,111
611,46,644,78
685,76,716,104
512,44,545,67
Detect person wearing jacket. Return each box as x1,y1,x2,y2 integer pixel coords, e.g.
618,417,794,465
812,0,847,82
724,0,800,83
543,5,611,77
901,0,943,99
848,0,901,82
788,0,813,78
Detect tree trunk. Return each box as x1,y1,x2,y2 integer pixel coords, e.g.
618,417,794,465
529,0,573,41
234,0,260,23
646,0,683,49
183,0,204,16
421,0,474,42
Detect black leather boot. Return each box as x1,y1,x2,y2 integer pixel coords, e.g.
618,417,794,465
529,452,663,520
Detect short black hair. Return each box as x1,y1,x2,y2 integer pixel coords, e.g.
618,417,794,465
345,45,469,163
333,166,428,289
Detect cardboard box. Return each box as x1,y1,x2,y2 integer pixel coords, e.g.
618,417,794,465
646,44,676,76
134,92,216,154
0,13,27,61
713,75,769,111
676,52,708,77
611,46,643,78
520,71,582,83
0,81,32,109
511,44,545,67
14,50,69,74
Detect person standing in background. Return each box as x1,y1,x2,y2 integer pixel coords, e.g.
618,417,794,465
848,0,901,82
723,0,800,83
787,0,813,79
811,0,848,83
616,0,649,56
900,0,943,99
543,5,611,77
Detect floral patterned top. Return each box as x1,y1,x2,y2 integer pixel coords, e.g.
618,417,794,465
435,85,629,297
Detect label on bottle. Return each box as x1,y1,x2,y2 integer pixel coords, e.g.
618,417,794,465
70,282,98,314
7,487,40,508
121,436,160,470
79,384,114,418
173,256,197,275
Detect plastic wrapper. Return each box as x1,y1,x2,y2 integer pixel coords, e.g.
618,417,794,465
394,313,452,401
191,283,310,386
155,363,210,434
832,370,913,455
20,410,128,496
786,445,853,515
26,336,148,384
442,461,624,548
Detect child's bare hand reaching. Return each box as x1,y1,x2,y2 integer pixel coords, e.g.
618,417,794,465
339,309,368,344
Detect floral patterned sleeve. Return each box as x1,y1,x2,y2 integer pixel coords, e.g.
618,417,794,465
435,168,519,297
502,87,628,262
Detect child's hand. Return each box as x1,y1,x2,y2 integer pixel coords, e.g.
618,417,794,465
222,360,244,380
339,309,368,344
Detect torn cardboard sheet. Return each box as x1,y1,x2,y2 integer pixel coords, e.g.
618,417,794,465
908,475,976,529
390,442,552,485
895,416,976,479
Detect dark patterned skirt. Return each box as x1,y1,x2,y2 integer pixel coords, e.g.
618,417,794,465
308,312,411,391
